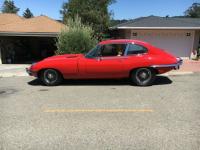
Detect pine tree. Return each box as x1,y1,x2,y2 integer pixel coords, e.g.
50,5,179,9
23,8,34,18
1,0,20,14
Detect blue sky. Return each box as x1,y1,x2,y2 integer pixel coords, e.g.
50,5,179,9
0,0,199,20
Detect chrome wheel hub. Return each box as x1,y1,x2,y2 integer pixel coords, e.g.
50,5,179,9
47,73,54,79
140,72,147,79
136,68,152,83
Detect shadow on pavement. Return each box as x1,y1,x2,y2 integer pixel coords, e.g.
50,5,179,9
28,76,172,86
153,76,172,85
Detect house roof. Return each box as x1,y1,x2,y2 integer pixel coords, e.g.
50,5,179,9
0,13,24,25
111,16,200,30
0,13,66,37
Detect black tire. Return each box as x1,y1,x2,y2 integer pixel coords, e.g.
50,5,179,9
130,68,156,86
40,69,63,86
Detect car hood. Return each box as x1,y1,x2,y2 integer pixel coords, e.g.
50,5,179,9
44,54,84,61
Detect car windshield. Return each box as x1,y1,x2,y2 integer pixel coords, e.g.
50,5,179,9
85,45,100,58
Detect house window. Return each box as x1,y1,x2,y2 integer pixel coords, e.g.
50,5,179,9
132,32,137,36
186,33,191,36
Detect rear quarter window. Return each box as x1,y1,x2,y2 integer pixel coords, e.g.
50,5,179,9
127,44,148,55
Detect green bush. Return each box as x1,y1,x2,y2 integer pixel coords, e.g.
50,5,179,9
56,16,97,55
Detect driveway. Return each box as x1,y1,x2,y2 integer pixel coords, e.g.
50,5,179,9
0,64,30,77
179,59,200,72
0,74,200,150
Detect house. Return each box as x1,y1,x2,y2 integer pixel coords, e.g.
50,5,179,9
110,16,200,58
0,13,65,64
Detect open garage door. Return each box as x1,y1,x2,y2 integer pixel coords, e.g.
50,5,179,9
0,36,56,64
131,30,194,57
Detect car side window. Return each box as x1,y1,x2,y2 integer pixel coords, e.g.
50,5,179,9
85,45,100,58
100,44,127,57
127,44,148,55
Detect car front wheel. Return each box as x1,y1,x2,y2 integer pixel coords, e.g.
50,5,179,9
40,69,63,86
130,68,156,86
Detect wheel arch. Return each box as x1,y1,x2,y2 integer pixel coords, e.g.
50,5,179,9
129,67,158,77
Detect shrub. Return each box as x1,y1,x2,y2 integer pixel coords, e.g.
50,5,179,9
56,15,97,55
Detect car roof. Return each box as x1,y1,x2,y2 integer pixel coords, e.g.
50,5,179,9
99,39,150,45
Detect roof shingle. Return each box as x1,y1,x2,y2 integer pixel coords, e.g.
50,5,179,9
0,13,24,25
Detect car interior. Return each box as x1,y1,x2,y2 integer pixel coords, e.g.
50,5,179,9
100,44,127,57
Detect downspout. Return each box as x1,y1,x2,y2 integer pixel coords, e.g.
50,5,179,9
190,30,196,59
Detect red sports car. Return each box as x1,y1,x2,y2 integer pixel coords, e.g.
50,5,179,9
26,39,182,86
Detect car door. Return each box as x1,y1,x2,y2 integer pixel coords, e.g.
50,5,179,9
85,44,127,78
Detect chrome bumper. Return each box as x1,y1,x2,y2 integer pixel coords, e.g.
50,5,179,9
26,68,32,75
26,68,37,76
151,58,183,70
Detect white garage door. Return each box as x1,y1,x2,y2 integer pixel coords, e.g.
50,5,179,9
131,30,194,57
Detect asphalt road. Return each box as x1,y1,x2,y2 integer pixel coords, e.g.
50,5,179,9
0,74,200,150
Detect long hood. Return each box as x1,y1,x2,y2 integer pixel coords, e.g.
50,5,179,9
44,54,84,61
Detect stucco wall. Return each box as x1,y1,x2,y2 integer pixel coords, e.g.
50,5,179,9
113,29,131,39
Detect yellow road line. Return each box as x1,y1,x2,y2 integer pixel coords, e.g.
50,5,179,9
43,109,154,113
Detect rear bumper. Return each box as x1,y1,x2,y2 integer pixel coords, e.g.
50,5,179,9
151,57,183,70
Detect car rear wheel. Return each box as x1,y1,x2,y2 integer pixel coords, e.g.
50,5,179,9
130,68,156,86
40,69,63,86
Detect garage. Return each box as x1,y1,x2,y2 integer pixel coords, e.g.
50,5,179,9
0,36,56,64
110,16,200,58
131,30,194,57
0,13,65,64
